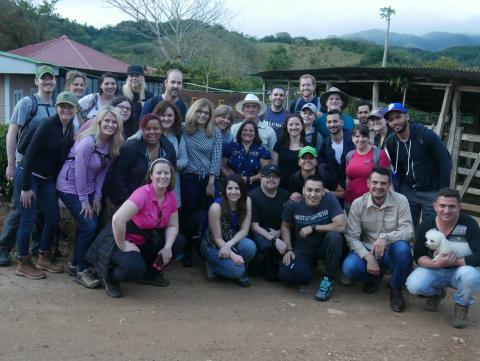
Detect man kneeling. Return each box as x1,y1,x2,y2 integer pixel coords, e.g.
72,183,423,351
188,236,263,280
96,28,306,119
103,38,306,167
342,167,413,312
280,175,345,301
406,188,480,328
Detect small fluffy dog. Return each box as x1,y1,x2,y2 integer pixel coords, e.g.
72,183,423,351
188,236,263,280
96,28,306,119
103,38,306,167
425,229,473,261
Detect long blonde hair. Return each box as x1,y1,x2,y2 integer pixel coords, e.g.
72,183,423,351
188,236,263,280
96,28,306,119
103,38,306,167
77,106,124,158
122,75,146,102
185,98,215,137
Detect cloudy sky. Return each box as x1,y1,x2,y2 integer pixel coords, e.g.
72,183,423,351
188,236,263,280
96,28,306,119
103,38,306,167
55,0,480,38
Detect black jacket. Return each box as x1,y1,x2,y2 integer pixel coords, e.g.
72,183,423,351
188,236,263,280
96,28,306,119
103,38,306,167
385,123,452,191
85,224,116,280
104,135,176,206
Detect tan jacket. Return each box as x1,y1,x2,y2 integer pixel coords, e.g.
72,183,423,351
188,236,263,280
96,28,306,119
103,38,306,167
345,190,413,258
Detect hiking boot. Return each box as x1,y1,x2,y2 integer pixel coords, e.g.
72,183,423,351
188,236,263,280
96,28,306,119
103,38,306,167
452,303,469,329
65,262,78,277
390,287,406,313
15,255,46,280
206,263,220,282
36,251,63,273
363,281,379,294
236,273,252,287
76,269,101,289
103,278,123,298
0,248,11,267
147,272,170,287
315,276,335,301
424,289,447,312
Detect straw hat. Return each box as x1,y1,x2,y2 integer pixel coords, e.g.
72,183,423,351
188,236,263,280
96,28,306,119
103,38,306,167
235,94,267,116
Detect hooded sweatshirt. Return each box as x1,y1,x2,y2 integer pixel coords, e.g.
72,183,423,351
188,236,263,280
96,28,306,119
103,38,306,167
385,123,451,192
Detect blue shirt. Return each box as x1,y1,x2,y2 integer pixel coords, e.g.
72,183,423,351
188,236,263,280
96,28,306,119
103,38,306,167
223,142,271,182
260,108,289,135
314,113,355,139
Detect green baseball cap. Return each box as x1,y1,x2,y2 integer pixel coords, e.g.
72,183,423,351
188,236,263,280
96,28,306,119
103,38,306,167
36,65,55,79
298,145,317,158
55,91,79,107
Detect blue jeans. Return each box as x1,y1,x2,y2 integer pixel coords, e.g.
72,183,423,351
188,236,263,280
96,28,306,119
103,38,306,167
399,184,435,229
15,168,59,257
279,231,344,286
59,192,98,271
342,240,412,289
203,238,257,279
406,266,480,306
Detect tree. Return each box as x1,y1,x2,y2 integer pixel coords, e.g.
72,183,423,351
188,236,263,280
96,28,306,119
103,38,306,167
265,45,293,71
103,0,232,64
425,56,462,69
380,6,396,67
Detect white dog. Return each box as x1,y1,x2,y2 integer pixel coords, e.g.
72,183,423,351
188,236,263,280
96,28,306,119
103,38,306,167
424,229,473,261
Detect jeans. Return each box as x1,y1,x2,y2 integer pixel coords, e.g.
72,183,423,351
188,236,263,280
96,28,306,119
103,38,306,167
110,233,185,283
279,231,344,286
15,168,59,257
251,233,282,278
406,266,480,306
203,238,257,279
399,184,436,229
59,192,98,271
342,240,413,289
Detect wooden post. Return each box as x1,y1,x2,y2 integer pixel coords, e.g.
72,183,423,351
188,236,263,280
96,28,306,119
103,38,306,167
287,80,293,111
450,127,463,188
372,82,379,109
447,89,461,154
460,151,480,199
325,82,332,91
434,85,453,137
262,80,266,103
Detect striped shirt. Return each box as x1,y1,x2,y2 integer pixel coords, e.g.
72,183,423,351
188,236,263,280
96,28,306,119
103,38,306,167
183,126,222,177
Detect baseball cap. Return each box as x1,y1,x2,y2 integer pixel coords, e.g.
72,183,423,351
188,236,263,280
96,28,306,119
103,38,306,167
384,103,407,118
127,64,144,76
301,103,318,113
36,65,55,79
298,146,317,158
368,108,385,120
261,164,281,176
55,91,79,107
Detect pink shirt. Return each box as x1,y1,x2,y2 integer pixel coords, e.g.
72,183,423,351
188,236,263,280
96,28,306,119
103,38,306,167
126,183,178,245
345,147,390,204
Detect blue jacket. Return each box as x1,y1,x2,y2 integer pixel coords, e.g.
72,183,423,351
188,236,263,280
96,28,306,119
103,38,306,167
317,130,355,189
385,123,452,192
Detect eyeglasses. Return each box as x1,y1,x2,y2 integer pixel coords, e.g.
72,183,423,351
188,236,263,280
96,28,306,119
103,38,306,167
117,105,132,112
196,109,210,116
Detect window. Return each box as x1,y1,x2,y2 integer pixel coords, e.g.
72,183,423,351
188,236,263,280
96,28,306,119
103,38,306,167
13,90,23,105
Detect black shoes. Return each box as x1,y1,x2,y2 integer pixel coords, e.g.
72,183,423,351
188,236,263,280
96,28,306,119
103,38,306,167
103,277,123,298
390,287,406,313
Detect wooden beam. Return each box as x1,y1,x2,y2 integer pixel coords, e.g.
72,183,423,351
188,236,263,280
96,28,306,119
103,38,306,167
457,186,480,197
459,152,480,198
458,167,480,177
372,82,379,110
434,85,453,137
459,151,480,159
461,202,480,213
261,79,266,103
457,85,480,93
447,89,462,154
450,127,462,188
287,80,293,111
461,133,480,143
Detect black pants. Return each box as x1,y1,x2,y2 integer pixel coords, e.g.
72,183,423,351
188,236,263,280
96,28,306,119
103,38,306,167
110,232,186,283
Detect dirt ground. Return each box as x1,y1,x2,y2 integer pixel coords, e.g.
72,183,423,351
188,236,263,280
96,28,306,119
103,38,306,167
0,207,479,361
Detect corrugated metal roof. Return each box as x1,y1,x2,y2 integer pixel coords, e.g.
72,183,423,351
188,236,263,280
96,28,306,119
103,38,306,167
0,50,49,64
9,35,129,73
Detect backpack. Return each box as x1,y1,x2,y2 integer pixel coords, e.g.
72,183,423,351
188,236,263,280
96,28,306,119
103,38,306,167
64,135,110,180
79,93,99,120
293,96,321,114
346,145,381,167
17,95,51,155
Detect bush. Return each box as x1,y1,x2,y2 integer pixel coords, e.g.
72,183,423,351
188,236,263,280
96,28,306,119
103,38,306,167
0,124,12,199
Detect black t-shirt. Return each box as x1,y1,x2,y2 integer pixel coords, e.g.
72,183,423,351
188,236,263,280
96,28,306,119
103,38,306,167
250,186,290,230
282,192,343,252
273,142,300,186
413,212,480,266
287,168,338,194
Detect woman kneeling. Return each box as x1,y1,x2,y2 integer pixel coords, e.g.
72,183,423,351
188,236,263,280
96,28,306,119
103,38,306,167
201,174,257,287
95,158,184,298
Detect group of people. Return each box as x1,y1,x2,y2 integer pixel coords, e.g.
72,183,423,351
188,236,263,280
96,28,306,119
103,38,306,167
1,66,479,329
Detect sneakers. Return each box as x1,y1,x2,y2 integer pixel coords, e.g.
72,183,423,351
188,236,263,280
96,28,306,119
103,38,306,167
0,248,11,267
103,277,123,298
452,303,469,329
236,273,252,287
390,287,406,313
143,272,170,287
315,277,335,301
65,262,78,277
15,255,46,280
36,251,63,273
76,269,101,289
424,288,447,312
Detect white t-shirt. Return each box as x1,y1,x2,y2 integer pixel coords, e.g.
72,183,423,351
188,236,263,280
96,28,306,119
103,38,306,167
331,140,344,164
78,93,103,119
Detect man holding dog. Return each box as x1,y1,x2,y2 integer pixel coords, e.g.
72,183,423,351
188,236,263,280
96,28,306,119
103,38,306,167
342,167,414,312
406,188,480,328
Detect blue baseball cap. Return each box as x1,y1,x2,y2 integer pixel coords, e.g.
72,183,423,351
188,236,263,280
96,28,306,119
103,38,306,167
384,103,407,118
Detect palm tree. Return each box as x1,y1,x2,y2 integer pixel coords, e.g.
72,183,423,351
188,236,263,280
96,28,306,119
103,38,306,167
380,6,396,67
